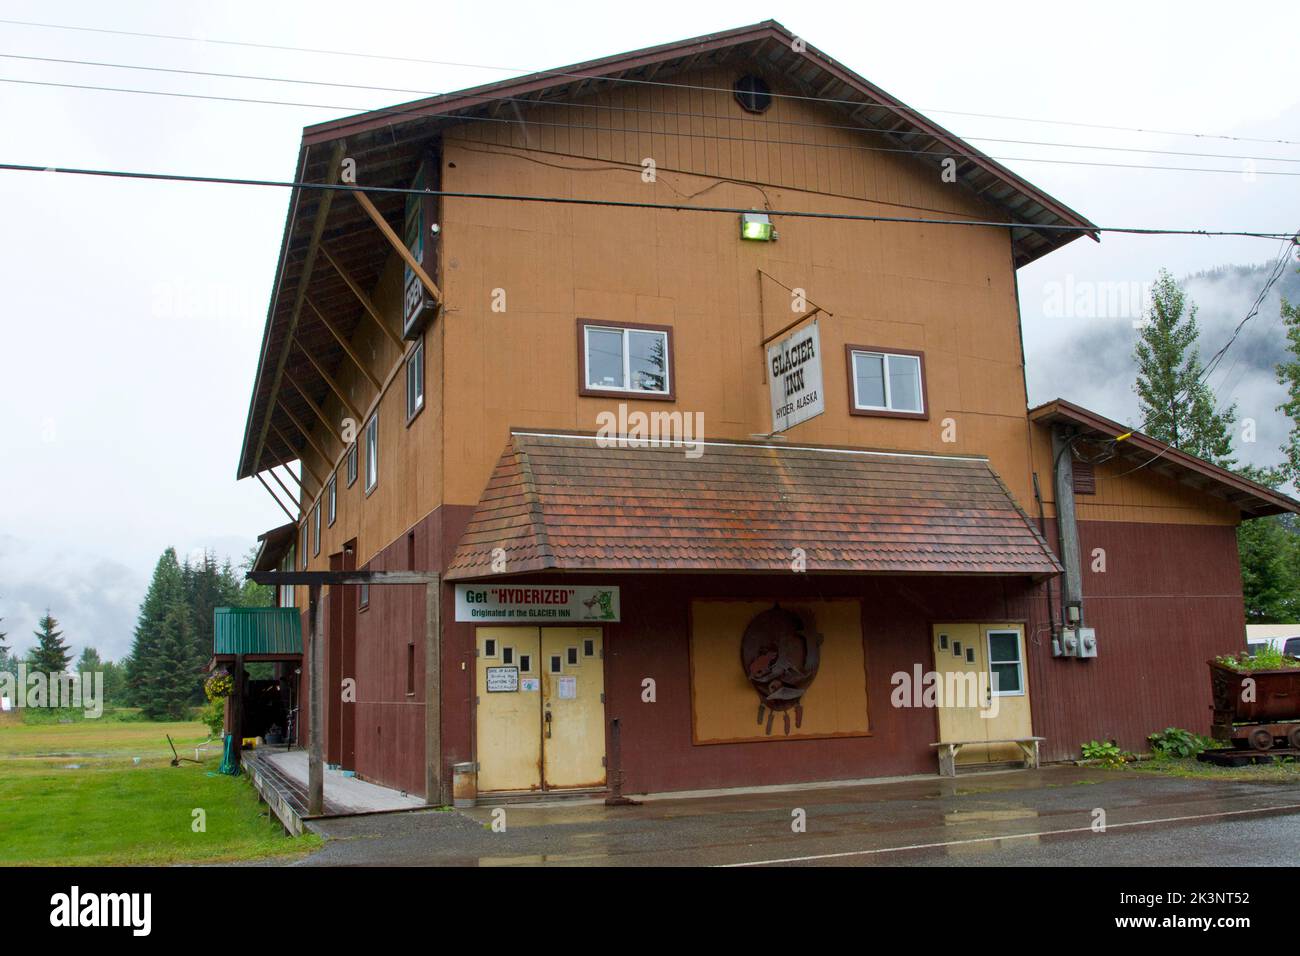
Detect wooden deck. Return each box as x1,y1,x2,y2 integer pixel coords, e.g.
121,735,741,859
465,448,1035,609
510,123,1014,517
241,747,341,835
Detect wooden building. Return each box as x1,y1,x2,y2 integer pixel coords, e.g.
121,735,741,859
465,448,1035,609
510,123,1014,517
235,21,1299,801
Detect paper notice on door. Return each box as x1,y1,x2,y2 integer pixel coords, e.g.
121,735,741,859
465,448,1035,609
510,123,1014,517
520,678,540,692
557,676,577,699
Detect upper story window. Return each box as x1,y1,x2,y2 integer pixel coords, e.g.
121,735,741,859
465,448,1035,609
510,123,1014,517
579,320,674,400
406,338,425,423
279,548,296,607
311,500,321,556
301,523,309,569
346,442,357,488
326,473,337,527
364,412,379,494
847,346,927,419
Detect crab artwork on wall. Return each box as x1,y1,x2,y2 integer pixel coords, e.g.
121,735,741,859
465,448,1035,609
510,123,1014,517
741,604,824,736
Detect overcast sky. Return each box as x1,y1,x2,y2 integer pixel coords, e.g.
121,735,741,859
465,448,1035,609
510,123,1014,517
1,1,1297,662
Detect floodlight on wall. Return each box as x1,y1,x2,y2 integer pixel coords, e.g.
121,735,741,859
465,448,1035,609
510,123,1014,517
740,212,775,241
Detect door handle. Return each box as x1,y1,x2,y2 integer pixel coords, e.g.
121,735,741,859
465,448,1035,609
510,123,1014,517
545,709,552,739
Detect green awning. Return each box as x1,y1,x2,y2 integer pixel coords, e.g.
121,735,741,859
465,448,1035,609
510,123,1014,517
213,607,302,657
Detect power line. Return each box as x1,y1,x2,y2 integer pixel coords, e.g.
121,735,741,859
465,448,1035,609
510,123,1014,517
5,75,1300,179
1,161,1296,240
2,16,1297,148
4,51,1299,167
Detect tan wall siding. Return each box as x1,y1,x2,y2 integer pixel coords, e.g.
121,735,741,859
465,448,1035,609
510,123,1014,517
1028,424,1238,526
438,68,1038,510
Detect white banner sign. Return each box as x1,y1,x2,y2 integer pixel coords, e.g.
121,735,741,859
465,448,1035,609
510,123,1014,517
455,584,620,622
767,322,824,434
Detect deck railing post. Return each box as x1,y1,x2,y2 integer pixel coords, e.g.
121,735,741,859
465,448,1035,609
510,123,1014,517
308,582,324,816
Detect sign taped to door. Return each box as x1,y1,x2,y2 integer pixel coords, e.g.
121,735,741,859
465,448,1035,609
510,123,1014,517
456,585,620,622
486,666,519,692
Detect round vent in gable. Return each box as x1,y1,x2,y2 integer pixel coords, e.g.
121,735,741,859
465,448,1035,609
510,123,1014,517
734,75,772,114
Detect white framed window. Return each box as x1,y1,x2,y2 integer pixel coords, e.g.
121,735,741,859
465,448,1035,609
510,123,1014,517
848,347,925,416
580,321,672,396
327,474,337,526
279,548,295,607
364,412,379,494
345,442,358,488
986,629,1025,697
358,582,370,610
311,500,321,556
405,339,425,422
301,523,309,569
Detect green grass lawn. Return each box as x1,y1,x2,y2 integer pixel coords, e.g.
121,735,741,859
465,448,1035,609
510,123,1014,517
0,712,320,865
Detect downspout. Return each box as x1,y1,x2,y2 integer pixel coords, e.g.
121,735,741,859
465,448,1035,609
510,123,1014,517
1032,471,1057,644
1050,425,1085,651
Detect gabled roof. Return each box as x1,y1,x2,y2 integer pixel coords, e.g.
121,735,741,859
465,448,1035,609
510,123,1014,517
237,19,1098,480
1029,398,1300,518
446,431,1063,580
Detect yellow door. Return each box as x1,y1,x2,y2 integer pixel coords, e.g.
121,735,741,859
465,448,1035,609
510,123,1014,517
932,624,988,766
932,623,1033,766
540,628,606,790
981,624,1032,763
475,627,542,792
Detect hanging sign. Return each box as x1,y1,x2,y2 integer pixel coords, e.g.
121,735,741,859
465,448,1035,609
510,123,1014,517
455,585,620,622
767,321,824,433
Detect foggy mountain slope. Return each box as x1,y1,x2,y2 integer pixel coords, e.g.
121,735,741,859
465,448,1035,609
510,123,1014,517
1024,261,1300,469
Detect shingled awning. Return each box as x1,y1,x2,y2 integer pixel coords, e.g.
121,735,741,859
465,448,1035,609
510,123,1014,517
446,432,1062,580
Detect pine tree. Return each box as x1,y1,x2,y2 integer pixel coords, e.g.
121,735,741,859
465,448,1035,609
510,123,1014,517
0,594,8,653
1134,269,1237,466
1275,293,1300,484
143,602,201,720
29,613,71,674
126,548,184,708
76,647,103,673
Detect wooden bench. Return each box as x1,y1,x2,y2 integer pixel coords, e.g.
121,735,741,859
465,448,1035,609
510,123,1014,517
930,737,1045,777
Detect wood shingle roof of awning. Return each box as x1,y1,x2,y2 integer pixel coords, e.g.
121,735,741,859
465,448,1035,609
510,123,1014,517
446,431,1063,580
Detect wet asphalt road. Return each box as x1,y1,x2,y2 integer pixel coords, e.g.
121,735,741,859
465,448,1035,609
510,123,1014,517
294,766,1300,867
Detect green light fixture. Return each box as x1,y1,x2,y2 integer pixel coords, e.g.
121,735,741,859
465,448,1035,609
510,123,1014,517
740,211,775,242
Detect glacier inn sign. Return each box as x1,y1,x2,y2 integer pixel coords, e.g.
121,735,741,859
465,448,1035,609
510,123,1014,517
455,585,621,622
767,322,825,434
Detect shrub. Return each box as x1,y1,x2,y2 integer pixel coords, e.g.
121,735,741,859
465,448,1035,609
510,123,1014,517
1148,726,1215,758
1081,739,1132,768
200,699,225,737
1215,647,1300,671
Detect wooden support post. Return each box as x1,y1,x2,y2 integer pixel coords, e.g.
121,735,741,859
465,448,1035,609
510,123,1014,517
285,370,344,444
276,400,335,474
424,576,442,806
293,335,363,423
231,654,245,769
255,472,298,523
272,460,303,492
308,583,324,816
352,189,443,304
266,464,301,512
306,299,384,391
267,429,323,492
320,245,403,351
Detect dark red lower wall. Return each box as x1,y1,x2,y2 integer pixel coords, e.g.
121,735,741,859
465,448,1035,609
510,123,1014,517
1028,519,1246,761
313,508,1248,798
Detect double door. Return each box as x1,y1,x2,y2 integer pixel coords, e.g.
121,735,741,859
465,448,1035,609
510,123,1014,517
475,627,606,792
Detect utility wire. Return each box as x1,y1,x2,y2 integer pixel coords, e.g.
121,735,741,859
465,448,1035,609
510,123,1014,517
3,51,1299,166
1,161,1297,240
2,16,1297,147
5,75,1300,179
